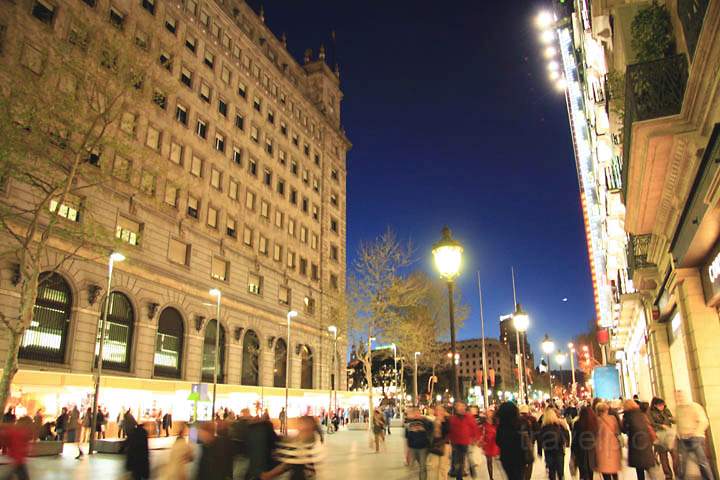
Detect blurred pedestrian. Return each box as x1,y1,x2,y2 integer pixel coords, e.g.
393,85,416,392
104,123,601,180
261,415,323,480
162,411,172,437
675,390,714,480
125,422,150,480
496,402,534,480
539,407,570,480
571,406,598,480
279,407,287,436
372,408,386,453
480,409,500,480
0,416,32,480
405,407,433,480
448,401,479,480
428,405,451,480
55,407,67,441
384,405,394,435
650,397,677,480
159,423,193,480
595,402,621,480
622,399,656,480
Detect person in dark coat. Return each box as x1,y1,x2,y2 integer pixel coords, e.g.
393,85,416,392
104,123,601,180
539,408,570,480
650,397,677,480
125,422,150,480
55,407,67,441
194,422,234,480
623,400,657,480
162,412,172,437
496,402,533,480
571,406,598,480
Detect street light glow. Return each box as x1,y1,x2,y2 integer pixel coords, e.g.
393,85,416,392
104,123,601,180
110,252,125,263
542,334,556,355
512,304,529,332
549,70,560,81
328,325,337,334
287,310,298,320
536,11,553,29
209,288,221,298
555,78,568,91
547,61,559,71
544,46,557,58
540,30,555,44
432,227,463,281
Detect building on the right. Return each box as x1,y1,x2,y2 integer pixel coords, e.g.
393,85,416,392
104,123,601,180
547,0,720,472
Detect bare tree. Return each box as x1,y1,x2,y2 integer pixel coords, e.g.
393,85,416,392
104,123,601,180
0,23,168,409
347,229,426,418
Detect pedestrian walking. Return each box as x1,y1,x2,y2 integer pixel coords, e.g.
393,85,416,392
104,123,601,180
279,407,287,436
595,402,622,480
650,397,677,480
162,411,172,437
384,405,394,435
571,406,598,480
95,408,105,441
623,399,657,480
67,405,82,459
447,401,479,480
123,408,138,436
519,405,538,480
159,423,193,480
480,409,500,480
496,402,534,480
372,408,386,453
428,405,451,480
80,407,92,444
55,407,67,442
125,422,150,480
539,407,570,480
260,415,324,480
405,407,434,480
675,390,715,480
0,416,32,480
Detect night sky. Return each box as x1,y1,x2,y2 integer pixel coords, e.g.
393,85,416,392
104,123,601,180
253,0,595,360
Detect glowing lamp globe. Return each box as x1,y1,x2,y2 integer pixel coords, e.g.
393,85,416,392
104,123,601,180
541,334,555,355
555,352,566,366
513,304,530,332
432,227,463,281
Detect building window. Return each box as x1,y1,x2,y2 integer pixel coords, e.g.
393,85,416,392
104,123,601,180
32,0,56,24
49,197,80,222
140,170,156,196
175,104,188,125
330,218,338,233
180,66,193,87
253,96,261,112
243,226,253,246
280,121,287,136
301,198,309,214
245,191,255,210
273,243,282,262
330,274,339,290
94,292,134,371
292,133,299,147
265,137,273,156
207,205,218,228
299,257,307,276
276,179,285,196
226,217,236,238
210,167,222,190
331,168,339,182
199,10,209,26
288,219,295,237
187,195,199,218
312,204,319,221
153,89,167,109
248,158,257,177
303,143,310,156
204,50,215,69
263,169,272,187
135,30,150,50
267,109,275,124
201,320,225,383
330,192,338,207
211,256,228,281
222,33,231,49
199,82,211,103
109,6,125,29
260,200,270,219
258,235,268,255
185,35,197,53
196,119,207,139
145,125,161,150
116,216,141,245
120,112,136,135
190,155,203,177
214,133,225,153
228,178,238,200
164,184,178,207
287,251,296,269
242,330,260,386
274,210,283,228
235,113,245,130
169,142,183,165
278,150,287,165
278,286,290,306
310,233,318,250
141,0,155,15
221,65,231,84
311,263,319,281
154,307,184,378
248,273,262,295
164,16,177,34
113,155,131,181
300,226,307,244
238,82,247,99
20,272,72,363
218,98,228,117
330,244,339,261
168,238,189,265
250,125,259,143
312,177,320,193
273,339,287,387
232,147,242,166
290,159,298,176
303,296,315,315
290,188,297,205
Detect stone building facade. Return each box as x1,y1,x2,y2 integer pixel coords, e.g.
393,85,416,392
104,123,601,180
0,0,350,416
453,338,515,392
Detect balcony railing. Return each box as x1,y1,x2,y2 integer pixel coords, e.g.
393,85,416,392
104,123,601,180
679,0,709,61
627,234,655,278
622,55,689,198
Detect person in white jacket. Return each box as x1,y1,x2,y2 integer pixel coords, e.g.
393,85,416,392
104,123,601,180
675,390,714,480
159,423,194,480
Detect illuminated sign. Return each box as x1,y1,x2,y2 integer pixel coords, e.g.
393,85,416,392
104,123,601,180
709,252,720,283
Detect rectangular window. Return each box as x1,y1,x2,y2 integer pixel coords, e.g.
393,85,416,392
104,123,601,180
214,133,225,152
280,121,287,136
187,195,199,218
263,168,272,186
196,119,207,139
134,29,149,50
330,218,338,233
288,218,295,237
109,6,125,29
258,235,268,255
141,0,155,15
260,200,270,219
222,33,231,49
211,256,228,281
226,217,236,238
120,112,136,134
330,244,339,261
278,150,287,165
235,113,245,130
276,179,285,196
210,167,222,190
310,233,318,250
175,104,188,125
290,188,297,205
238,82,247,99
243,226,253,246
204,50,215,69
199,82,211,103
311,263,319,281
153,89,167,109
232,147,242,166
299,257,307,276
32,0,56,24
278,286,290,305
303,143,310,156
330,192,338,207
250,125,259,143
207,205,217,228
248,158,257,176
168,238,189,265
274,210,283,228
312,177,320,193
140,170,156,195
116,216,141,245
273,243,282,262
248,273,262,295
164,184,178,207
232,44,240,59
267,109,275,124
245,190,255,210
300,226,307,243
210,22,220,39
186,152,203,176
287,251,296,269
312,204,319,221
180,66,193,87
169,142,183,165
228,178,238,200
113,155,131,181
145,125,161,150
199,9,209,26
186,0,197,15
218,98,228,117
49,197,80,222
221,65,231,84
302,169,309,184
185,35,197,53
304,296,316,315
292,133,299,147
164,16,177,34
301,197,309,213
253,96,261,112
314,153,321,166
290,159,298,175
265,137,273,156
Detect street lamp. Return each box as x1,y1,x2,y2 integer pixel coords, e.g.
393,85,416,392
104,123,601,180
89,251,125,453
542,334,556,397
432,226,463,402
568,342,577,395
391,343,398,395
413,352,421,406
512,303,529,404
209,288,222,420
285,310,298,431
328,325,338,415
555,351,567,395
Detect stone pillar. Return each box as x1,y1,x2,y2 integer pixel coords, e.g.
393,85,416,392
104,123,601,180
185,331,204,382
133,322,156,378
71,307,101,372
226,343,242,385
676,268,720,472
261,339,274,387
648,321,676,406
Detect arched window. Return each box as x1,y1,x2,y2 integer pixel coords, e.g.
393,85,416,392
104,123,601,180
95,292,134,372
202,319,226,383
154,307,184,378
273,338,287,387
20,272,72,363
300,345,313,389
241,330,260,386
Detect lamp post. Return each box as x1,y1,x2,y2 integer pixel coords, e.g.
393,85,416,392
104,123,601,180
542,334,556,398
568,342,577,396
328,325,338,416
89,252,125,453
285,310,298,431
391,343,398,397
367,336,376,432
209,288,222,420
432,227,463,402
555,351,567,397
413,352,420,406
512,304,529,404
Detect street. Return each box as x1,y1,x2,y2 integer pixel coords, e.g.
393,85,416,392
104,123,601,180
13,426,648,480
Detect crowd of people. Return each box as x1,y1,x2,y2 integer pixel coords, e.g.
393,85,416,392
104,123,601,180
393,390,715,480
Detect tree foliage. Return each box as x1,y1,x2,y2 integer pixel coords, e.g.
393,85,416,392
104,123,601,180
631,1,675,62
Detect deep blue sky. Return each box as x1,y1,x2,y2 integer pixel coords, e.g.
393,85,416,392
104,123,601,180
254,1,595,360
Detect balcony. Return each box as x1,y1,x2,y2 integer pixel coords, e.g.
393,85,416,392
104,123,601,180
622,55,689,200
627,233,655,278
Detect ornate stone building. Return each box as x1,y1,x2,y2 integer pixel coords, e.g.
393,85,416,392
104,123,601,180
0,0,350,418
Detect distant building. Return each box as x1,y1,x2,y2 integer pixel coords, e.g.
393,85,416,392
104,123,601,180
440,338,515,391
499,314,535,377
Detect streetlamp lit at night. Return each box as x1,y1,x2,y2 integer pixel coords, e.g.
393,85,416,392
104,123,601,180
568,342,577,395
542,334,556,396
512,303,529,404
432,226,463,401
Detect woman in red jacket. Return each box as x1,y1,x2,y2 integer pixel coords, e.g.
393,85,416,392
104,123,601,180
481,409,501,480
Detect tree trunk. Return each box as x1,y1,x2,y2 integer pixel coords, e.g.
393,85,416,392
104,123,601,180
365,355,373,430
0,270,39,411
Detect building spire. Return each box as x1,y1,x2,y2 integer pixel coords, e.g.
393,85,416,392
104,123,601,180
259,5,265,23
303,48,313,64
319,44,326,61
281,32,287,49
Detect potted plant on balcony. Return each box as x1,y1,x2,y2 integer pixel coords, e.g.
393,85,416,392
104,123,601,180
631,1,675,62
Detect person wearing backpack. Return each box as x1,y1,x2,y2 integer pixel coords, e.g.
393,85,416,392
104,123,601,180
539,407,570,480
405,407,434,480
